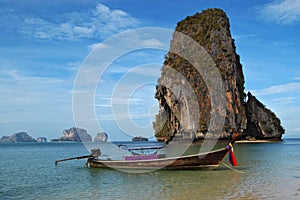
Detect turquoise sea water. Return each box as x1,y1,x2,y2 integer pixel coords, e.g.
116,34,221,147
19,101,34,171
0,139,299,200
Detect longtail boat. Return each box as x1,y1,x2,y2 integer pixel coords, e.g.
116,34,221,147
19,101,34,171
88,147,229,170
55,133,239,170
88,133,239,170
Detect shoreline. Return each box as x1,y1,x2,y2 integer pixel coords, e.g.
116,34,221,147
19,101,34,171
235,139,281,144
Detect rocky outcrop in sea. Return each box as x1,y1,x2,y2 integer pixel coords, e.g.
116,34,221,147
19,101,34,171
52,127,92,142
132,136,149,142
0,132,37,142
36,137,47,142
244,92,284,140
94,132,108,142
153,8,284,142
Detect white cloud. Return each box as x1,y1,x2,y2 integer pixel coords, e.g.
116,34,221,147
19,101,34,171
0,70,73,128
291,128,300,132
233,34,257,40
88,43,108,51
0,68,63,84
94,104,111,108
141,39,164,47
3,3,139,41
257,0,300,24
273,41,295,46
252,82,300,96
272,97,295,105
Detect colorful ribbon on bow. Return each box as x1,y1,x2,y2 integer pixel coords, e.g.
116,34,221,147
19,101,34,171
226,143,237,166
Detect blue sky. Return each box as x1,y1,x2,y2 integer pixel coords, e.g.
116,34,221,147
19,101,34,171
0,0,300,140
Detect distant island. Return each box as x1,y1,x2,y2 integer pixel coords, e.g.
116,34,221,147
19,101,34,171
36,137,47,142
94,132,108,142
50,127,92,142
50,127,109,142
132,136,149,142
0,132,47,142
0,127,110,143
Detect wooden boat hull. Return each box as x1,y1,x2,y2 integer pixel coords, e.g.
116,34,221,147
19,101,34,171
88,148,228,170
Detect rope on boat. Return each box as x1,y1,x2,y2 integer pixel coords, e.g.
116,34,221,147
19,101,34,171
221,162,247,174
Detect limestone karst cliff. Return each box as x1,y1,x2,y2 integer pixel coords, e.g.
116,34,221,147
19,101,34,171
52,127,92,142
244,92,285,140
153,8,284,142
94,132,108,142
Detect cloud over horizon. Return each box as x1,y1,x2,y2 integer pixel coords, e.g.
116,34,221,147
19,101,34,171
1,3,139,41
